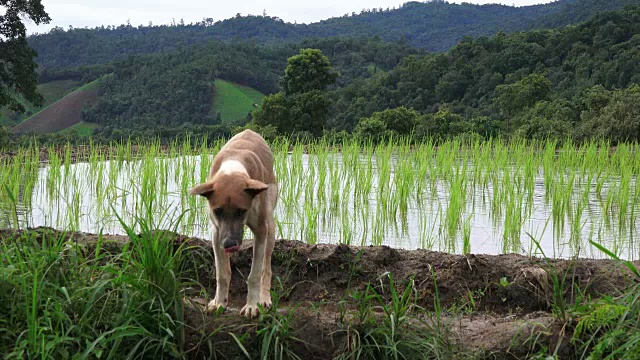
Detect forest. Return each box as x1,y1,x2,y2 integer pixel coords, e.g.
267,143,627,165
328,5,640,142
75,6,640,144
26,0,635,68
3,2,640,145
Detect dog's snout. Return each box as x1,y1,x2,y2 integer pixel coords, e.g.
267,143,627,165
223,237,240,252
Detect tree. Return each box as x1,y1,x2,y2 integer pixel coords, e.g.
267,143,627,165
354,116,387,142
253,93,290,131
374,106,419,135
495,73,552,118
254,48,337,136
356,106,419,137
0,125,8,149
1,0,50,112
288,90,331,137
514,99,575,140
578,85,640,143
281,48,338,96
495,73,552,132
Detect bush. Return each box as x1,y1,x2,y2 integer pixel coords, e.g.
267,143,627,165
514,99,575,140
354,116,388,142
0,125,9,149
578,85,640,144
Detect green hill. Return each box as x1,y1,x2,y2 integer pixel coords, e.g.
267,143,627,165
26,0,636,69
212,80,265,124
77,37,412,130
11,78,103,134
0,79,81,126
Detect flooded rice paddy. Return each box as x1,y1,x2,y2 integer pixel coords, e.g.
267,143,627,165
1,138,639,259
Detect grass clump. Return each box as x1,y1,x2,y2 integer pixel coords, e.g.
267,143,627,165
570,241,640,359
231,290,307,360
0,205,189,358
336,273,457,360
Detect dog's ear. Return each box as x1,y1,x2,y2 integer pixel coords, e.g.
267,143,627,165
245,179,268,197
189,182,214,199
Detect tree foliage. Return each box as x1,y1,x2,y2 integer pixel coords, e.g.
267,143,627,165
330,6,640,141
281,49,338,95
25,0,634,69
0,0,50,112
577,85,640,143
254,49,336,136
355,106,420,140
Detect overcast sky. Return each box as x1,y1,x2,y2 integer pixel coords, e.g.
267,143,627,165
24,0,554,34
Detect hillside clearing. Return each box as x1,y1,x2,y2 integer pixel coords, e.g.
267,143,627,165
0,80,81,126
11,78,102,134
211,79,265,124
59,122,102,137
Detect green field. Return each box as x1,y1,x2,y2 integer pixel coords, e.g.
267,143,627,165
59,122,102,137
211,79,265,124
0,80,81,126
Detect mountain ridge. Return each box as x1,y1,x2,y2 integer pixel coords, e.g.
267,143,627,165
27,0,637,68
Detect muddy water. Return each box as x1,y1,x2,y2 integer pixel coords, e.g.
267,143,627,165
1,153,638,260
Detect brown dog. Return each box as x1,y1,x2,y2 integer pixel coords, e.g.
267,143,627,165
189,130,278,318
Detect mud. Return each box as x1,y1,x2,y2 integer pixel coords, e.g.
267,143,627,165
2,227,638,359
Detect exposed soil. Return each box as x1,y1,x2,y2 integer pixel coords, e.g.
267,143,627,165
11,87,100,135
2,227,638,359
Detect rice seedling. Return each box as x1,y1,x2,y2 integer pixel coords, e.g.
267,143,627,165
1,136,639,260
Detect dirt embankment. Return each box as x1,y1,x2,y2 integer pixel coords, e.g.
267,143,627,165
2,228,637,359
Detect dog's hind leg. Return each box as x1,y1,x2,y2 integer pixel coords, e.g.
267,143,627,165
207,227,231,313
240,223,267,318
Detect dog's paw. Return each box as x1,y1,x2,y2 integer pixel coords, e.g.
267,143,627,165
260,292,272,309
240,303,261,319
206,299,227,314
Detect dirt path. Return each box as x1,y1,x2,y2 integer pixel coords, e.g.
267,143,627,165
2,227,637,358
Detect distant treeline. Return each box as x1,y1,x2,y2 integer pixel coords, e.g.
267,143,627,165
27,0,634,68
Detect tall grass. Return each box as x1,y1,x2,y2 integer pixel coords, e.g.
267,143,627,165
0,188,189,358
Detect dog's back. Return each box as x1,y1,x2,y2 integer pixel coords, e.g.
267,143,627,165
211,130,275,185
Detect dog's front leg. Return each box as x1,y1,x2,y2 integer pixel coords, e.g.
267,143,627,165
240,223,267,318
260,217,276,308
207,227,231,313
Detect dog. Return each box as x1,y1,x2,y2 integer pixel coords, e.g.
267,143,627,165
189,130,278,318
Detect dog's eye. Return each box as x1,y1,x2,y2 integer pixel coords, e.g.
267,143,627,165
213,208,223,218
234,209,247,218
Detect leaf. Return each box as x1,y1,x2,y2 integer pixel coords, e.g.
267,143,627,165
229,332,251,359
590,240,640,278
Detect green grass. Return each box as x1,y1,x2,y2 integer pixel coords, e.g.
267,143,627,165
0,80,81,126
59,122,102,137
211,79,265,124
0,188,189,358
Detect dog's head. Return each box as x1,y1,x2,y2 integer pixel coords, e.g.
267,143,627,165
189,174,268,253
